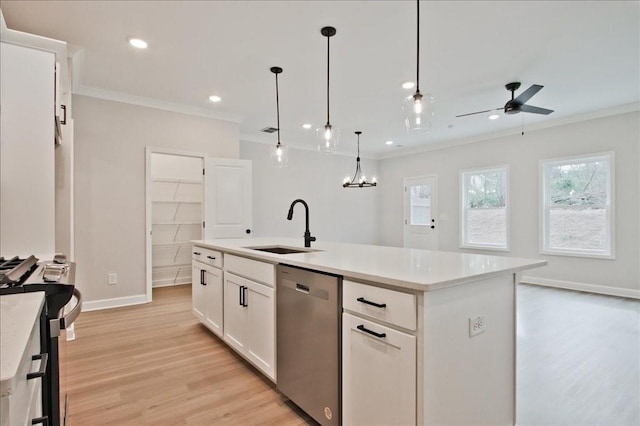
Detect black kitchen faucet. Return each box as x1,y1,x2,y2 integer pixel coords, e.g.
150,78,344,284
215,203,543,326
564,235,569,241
287,199,316,248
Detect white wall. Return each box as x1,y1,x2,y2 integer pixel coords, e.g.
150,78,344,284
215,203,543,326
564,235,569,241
378,111,639,294
73,95,239,305
240,140,379,245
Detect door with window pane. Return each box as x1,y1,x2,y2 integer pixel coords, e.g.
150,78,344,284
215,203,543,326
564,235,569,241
403,175,438,249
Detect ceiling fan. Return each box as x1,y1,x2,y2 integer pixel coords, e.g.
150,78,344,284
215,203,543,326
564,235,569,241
456,82,554,118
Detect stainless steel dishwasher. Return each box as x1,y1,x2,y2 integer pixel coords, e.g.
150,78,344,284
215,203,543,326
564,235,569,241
276,264,342,426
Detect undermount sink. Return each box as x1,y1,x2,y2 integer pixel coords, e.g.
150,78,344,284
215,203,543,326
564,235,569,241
244,246,321,255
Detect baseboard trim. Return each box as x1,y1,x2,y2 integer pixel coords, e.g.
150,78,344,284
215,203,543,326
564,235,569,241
82,294,149,312
521,276,640,299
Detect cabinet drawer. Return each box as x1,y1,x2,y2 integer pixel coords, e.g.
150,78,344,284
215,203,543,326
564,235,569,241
224,254,274,287
192,246,222,268
343,280,416,331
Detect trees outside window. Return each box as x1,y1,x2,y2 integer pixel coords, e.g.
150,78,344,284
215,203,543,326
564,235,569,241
460,166,509,250
541,152,614,258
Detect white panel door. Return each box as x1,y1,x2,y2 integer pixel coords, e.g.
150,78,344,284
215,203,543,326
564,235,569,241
342,313,417,426
204,266,224,337
192,264,206,320
204,158,252,239
403,175,438,250
246,279,275,380
223,272,248,353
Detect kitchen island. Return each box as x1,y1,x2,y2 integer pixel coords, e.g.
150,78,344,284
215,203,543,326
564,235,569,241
191,238,546,425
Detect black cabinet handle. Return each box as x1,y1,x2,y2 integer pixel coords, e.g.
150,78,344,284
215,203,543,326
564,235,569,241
242,286,248,307
357,324,386,339
31,416,48,425
200,270,206,286
239,285,244,306
206,255,216,260
27,353,48,380
193,252,201,256
357,297,387,308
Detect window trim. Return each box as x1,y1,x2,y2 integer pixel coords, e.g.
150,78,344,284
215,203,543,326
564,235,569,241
459,165,510,252
539,151,615,259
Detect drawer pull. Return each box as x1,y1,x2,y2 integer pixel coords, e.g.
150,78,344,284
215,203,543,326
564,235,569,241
357,324,386,339
206,255,216,260
193,252,201,256
31,416,48,425
27,353,48,380
357,297,387,308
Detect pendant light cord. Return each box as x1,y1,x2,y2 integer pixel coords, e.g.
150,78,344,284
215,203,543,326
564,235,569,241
275,72,281,145
416,0,420,93
326,34,331,125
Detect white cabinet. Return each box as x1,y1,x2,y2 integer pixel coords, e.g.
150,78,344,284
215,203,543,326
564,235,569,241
223,271,275,380
192,260,223,338
342,280,418,426
342,313,416,426
0,42,55,259
0,293,46,426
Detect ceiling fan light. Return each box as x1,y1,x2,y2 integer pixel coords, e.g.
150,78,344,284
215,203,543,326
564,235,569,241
488,113,500,120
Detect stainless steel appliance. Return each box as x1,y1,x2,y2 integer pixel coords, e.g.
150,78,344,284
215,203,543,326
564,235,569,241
276,264,342,426
0,254,81,426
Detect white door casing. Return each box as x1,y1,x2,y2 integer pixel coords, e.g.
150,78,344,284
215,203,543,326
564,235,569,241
403,175,438,250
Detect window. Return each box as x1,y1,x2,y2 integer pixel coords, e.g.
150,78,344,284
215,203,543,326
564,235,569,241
460,166,509,250
541,152,614,258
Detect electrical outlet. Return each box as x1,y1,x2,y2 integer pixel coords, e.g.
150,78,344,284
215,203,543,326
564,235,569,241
469,315,486,337
108,273,117,285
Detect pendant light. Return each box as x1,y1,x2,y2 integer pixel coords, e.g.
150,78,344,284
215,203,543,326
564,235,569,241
403,0,435,132
318,26,340,154
343,131,377,188
270,66,288,168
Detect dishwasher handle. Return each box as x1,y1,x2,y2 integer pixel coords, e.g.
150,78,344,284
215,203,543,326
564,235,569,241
295,283,310,294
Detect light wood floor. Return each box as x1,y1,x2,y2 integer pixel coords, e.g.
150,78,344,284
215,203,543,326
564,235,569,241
61,284,639,425
60,285,313,425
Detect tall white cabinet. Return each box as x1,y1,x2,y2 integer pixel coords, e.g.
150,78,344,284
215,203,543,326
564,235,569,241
0,42,55,258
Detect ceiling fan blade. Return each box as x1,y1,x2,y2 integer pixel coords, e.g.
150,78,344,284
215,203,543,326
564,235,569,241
519,104,554,115
456,108,501,118
513,84,543,105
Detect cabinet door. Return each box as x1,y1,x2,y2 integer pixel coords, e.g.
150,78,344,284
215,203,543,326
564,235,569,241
204,267,223,337
342,313,417,426
192,265,206,320
0,42,55,258
203,158,252,239
246,280,275,380
223,273,248,353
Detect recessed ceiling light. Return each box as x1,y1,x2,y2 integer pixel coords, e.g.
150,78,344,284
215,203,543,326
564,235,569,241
385,140,394,145
127,37,148,49
302,123,312,129
402,81,415,90
209,95,222,103
488,113,500,120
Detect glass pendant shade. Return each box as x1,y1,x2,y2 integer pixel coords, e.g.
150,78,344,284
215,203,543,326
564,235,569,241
270,142,288,168
317,123,340,154
403,91,435,132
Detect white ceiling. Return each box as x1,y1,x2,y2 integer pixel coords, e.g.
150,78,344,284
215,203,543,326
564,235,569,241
2,1,639,157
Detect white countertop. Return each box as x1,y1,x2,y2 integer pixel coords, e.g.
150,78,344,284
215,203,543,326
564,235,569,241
193,238,547,291
0,292,45,396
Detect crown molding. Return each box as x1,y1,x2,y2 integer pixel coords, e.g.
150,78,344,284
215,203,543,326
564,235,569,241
376,102,640,160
